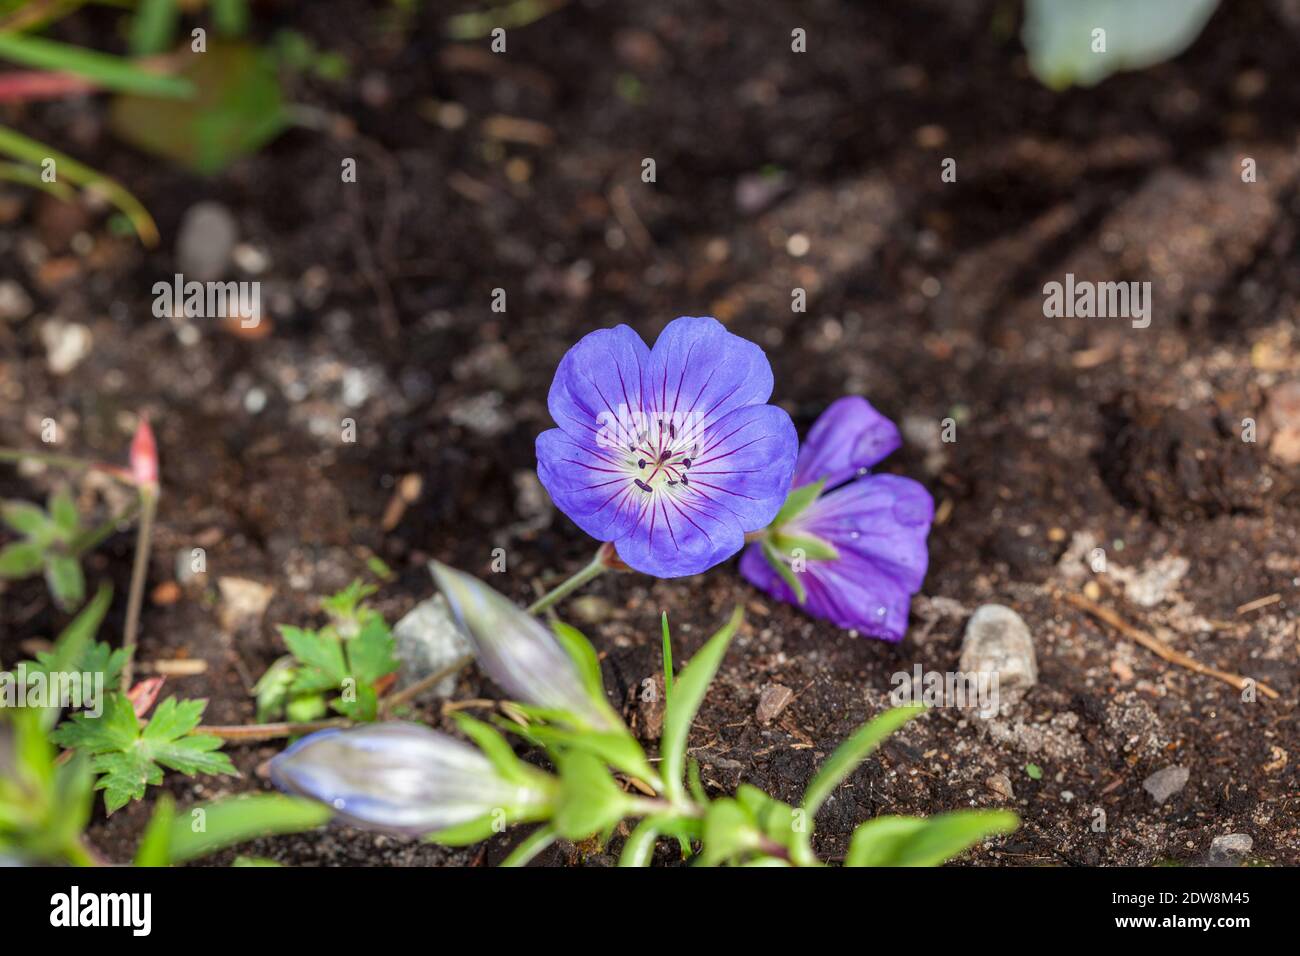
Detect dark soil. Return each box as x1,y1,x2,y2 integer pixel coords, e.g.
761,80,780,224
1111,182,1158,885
1,0,1298,866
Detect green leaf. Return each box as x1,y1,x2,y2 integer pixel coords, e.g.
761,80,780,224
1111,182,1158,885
2,499,51,538
0,32,194,98
231,856,282,867
519,723,657,790
281,626,348,692
0,541,44,578
619,818,661,867
133,795,175,866
212,0,250,37
0,124,160,246
1023,0,1219,90
320,579,377,623
550,620,606,703
48,489,80,538
660,612,673,705
452,714,532,786
699,798,761,866
770,479,825,527
344,615,399,685
44,554,85,611
29,585,113,680
426,813,502,847
110,42,289,175
129,0,180,56
1026,762,1043,780
553,751,632,840
761,538,806,604
167,794,331,864
252,656,295,723
801,705,924,819
660,606,743,804
735,784,809,861
51,694,237,814
500,825,557,867
845,810,1019,867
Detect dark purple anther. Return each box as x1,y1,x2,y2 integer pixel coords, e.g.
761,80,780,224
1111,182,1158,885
634,478,653,493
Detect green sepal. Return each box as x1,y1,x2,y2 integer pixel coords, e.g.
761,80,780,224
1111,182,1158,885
770,479,825,527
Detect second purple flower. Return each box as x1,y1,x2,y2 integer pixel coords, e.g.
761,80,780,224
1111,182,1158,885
536,316,798,578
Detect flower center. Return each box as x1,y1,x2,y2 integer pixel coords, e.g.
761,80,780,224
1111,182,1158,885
624,416,698,494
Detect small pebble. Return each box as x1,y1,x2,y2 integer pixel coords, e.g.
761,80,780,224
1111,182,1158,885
40,318,93,375
0,279,33,321
1206,833,1252,866
392,595,473,700
959,604,1037,693
1143,765,1190,805
177,202,238,281
985,772,1015,800
755,683,794,724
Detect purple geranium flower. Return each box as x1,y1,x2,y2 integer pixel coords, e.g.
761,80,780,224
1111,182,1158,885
739,396,933,641
536,316,798,578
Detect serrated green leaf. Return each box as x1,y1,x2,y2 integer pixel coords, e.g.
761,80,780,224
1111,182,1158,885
660,606,743,804
281,626,348,692
331,682,378,721
845,810,1018,867
44,554,85,611
285,693,327,723
801,705,924,819
252,655,295,723
51,694,236,814
28,586,114,726
345,615,399,685
0,540,43,578
48,489,80,538
2,499,53,538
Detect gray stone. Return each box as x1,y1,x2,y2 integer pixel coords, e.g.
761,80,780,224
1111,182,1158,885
755,684,794,724
1206,833,1252,866
176,202,238,281
959,604,1037,693
0,279,33,322
985,772,1015,800
1143,765,1190,804
393,594,473,699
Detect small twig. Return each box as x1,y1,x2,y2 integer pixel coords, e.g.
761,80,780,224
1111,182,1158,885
197,718,354,743
379,654,475,716
1059,590,1279,700
1236,593,1281,615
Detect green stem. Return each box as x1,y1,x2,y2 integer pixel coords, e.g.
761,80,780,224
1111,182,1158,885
119,487,157,691
526,548,609,614
0,446,105,473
